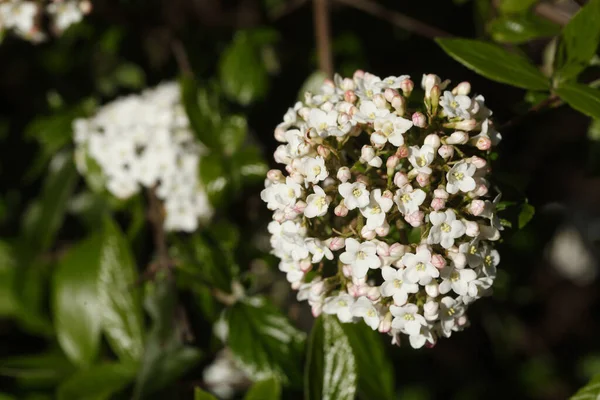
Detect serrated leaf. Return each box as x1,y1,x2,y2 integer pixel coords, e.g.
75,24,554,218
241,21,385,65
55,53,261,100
194,388,218,400
98,217,144,363
488,14,559,44
305,316,357,400
52,235,103,367
436,38,549,90
557,0,600,80
555,82,600,119
56,362,137,400
245,377,281,400
227,298,305,386
518,203,535,229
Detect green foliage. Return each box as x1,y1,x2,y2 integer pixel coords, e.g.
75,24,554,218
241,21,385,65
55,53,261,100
555,82,600,119
305,316,357,400
52,235,103,367
244,378,282,400
498,0,538,14
571,374,600,399
226,298,305,385
518,203,535,229
0,240,17,317
435,38,549,90
488,14,559,44
194,387,218,400
0,352,75,389
56,363,137,400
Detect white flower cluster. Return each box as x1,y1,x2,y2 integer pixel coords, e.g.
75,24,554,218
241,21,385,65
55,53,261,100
0,0,90,43
203,349,251,399
261,71,503,348
73,81,213,232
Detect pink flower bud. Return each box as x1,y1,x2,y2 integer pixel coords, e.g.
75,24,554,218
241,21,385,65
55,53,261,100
311,303,323,317
401,79,414,97
468,200,485,216
328,237,345,251
310,280,325,296
293,200,307,214
476,136,492,151
386,154,400,169
389,243,406,258
347,282,358,295
425,340,437,349
337,167,351,182
469,156,487,169
267,169,284,182
353,69,365,80
373,94,387,109
471,183,488,197
464,220,480,237
405,211,424,227
393,171,409,187
343,266,353,278
361,226,376,240
317,145,331,158
274,127,286,142
424,299,439,319
416,173,430,187
422,74,439,98
80,0,93,13
344,90,357,103
396,145,409,158
411,112,427,128
457,315,468,326
391,95,406,115
453,81,471,96
425,282,439,297
300,259,312,272
433,188,449,199
431,197,445,211
454,119,477,131
446,131,469,145
367,286,381,301
424,135,441,151
334,203,348,217
379,312,392,333
431,254,446,269
291,281,301,290
384,88,399,103
356,174,370,185
376,241,390,257
289,171,304,184
375,222,390,237
361,145,375,162
438,144,454,159
382,190,393,200
342,78,355,91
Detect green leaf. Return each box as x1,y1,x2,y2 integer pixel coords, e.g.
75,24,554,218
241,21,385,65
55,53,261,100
230,146,268,193
221,115,248,155
0,352,75,388
133,275,202,399
488,14,559,44
113,62,146,90
56,362,137,400
199,153,230,208
52,235,103,367
194,388,218,400
0,240,17,317
499,0,537,14
435,38,549,90
557,0,600,80
555,82,600,119
98,217,144,363
571,374,600,399
219,31,271,105
245,377,281,400
305,315,357,400
341,322,395,400
518,203,535,229
21,151,78,252
227,298,305,386
180,77,223,151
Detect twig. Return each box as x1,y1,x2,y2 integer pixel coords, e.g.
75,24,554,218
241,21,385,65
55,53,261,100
313,0,334,78
270,0,308,20
499,94,562,132
534,3,573,26
147,188,171,270
334,0,452,39
170,38,193,77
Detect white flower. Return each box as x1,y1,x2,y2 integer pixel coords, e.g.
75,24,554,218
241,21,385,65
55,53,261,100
427,210,466,249
1,1,38,34
47,1,84,32
408,145,435,174
306,238,334,263
394,186,426,215
371,115,413,147
279,260,304,284
356,73,383,99
275,177,303,208
351,296,380,330
440,91,472,119
353,101,389,123
402,246,440,285
380,266,418,305
377,75,410,89
304,156,328,183
304,185,329,218
308,108,338,136
360,189,394,229
446,161,477,194
439,296,466,336
323,294,356,322
439,266,477,296
338,181,370,210
340,238,381,278
390,303,427,336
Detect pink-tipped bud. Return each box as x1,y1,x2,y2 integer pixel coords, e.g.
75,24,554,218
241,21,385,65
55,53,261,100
343,266,353,278
471,183,488,197
348,105,358,117
389,243,406,258
300,259,312,272
373,94,387,109
337,167,351,182
446,131,469,145
382,190,394,200
453,81,471,96
353,69,365,80
386,154,400,170
425,281,440,297
396,145,409,158
384,88,399,103
361,226,376,240
438,144,454,159
344,90,357,104
311,304,323,317
454,119,477,131
433,188,449,199
465,220,480,237
267,169,284,182
334,203,348,217
424,133,441,149
424,299,439,319
431,197,445,211
379,312,393,333
469,156,487,169
317,145,331,158
376,241,390,257
412,112,427,128
457,315,468,326
367,286,381,301
342,78,355,91
393,171,409,187
293,200,307,214
273,210,285,223
356,174,370,185
310,280,325,296
391,95,406,115
401,79,414,97
329,237,346,251
338,112,350,126
476,136,492,151
468,200,485,216
274,127,286,142
291,281,302,290
416,173,430,187
360,145,375,162
431,254,446,269
405,211,424,227
375,222,390,237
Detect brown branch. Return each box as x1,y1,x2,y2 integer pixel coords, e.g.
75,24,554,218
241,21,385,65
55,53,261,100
334,0,452,39
499,94,562,132
313,0,334,78
534,3,573,26
170,38,193,77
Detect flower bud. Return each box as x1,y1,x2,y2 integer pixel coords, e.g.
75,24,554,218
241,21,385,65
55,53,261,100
457,315,468,326
361,226,377,240
384,88,399,103
416,173,430,187
430,85,441,111
291,281,301,290
310,280,325,296
476,136,492,151
389,243,406,258
274,127,286,142
410,113,427,129
300,259,312,272
453,81,471,96
267,169,284,183
373,94,387,109
311,303,323,317
393,171,409,187
468,200,485,216
471,183,488,197
321,101,334,112
80,0,93,13
293,200,307,214
376,241,390,257
382,190,394,200
356,174,370,185
454,119,477,131
341,78,355,91
405,210,424,227
328,237,345,251
298,107,311,121
424,133,440,150
422,74,440,98
361,145,376,162
343,265,353,278
334,203,348,217
438,144,454,159
368,156,383,168
367,286,381,301
273,209,285,223
396,145,409,159
446,131,469,145
431,254,446,269
424,299,439,320
353,69,365,80
433,187,449,199
431,197,445,211
375,222,390,237
425,281,439,297
379,312,393,333
391,95,406,115
317,145,331,158
451,252,467,269
274,146,290,164
469,156,487,169
464,220,480,237
338,112,350,126
401,79,414,97
337,167,351,182
386,154,400,169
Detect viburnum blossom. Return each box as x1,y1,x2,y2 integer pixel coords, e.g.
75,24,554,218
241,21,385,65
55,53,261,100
262,71,503,348
73,81,213,232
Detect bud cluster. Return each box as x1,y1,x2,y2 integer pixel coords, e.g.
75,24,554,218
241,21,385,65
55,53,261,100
0,0,91,43
73,82,213,232
261,71,503,348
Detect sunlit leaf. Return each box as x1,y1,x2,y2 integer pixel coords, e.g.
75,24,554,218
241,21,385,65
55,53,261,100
488,14,559,44
555,82,600,119
245,377,281,400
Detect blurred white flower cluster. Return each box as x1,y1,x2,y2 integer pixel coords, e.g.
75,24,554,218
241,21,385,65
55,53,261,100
203,349,251,399
261,71,503,348
0,0,90,43
73,81,213,232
